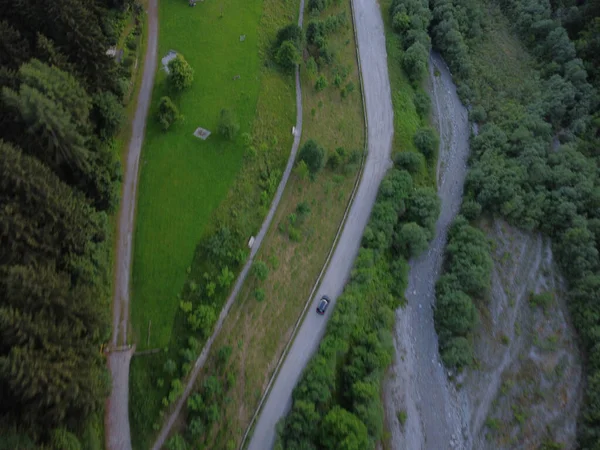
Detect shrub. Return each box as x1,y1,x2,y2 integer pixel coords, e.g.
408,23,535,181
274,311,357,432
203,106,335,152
51,428,81,450
276,24,303,47
166,434,188,450
297,139,325,176
440,336,473,369
394,151,423,174
397,410,407,427
306,57,318,78
276,40,301,70
157,96,181,131
92,91,124,140
122,56,135,68
296,201,311,219
217,109,239,140
327,151,341,170
341,81,355,98
187,305,217,337
254,288,265,302
470,105,487,123
394,222,429,259
413,91,431,119
406,187,440,235
315,74,328,91
126,37,137,51
460,199,482,221
529,291,553,310
403,42,428,83
308,0,328,14
167,54,194,91
158,97,181,131
252,261,269,281
413,127,438,159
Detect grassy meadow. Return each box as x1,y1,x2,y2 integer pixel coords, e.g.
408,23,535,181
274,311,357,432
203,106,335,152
128,0,296,446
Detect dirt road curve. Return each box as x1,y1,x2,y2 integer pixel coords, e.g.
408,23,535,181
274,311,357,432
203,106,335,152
383,53,471,450
105,0,158,447
246,0,394,448
151,28,306,450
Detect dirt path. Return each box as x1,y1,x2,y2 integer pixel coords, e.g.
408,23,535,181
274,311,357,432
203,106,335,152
150,20,306,450
383,52,471,450
105,0,158,447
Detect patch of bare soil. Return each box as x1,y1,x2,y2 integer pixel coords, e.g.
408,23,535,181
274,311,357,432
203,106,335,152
463,218,583,449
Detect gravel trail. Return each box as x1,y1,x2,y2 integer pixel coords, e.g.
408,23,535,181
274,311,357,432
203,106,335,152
105,0,158,447
246,0,394,448
384,52,471,450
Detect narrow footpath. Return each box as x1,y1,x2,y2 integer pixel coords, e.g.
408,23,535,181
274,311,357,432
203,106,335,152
105,0,158,447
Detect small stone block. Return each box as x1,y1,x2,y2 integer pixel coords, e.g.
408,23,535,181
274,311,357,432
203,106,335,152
193,127,211,140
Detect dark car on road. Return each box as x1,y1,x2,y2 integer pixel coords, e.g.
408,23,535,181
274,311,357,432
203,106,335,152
316,295,330,315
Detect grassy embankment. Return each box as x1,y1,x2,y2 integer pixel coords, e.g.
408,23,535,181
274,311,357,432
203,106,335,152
128,0,296,447
382,3,435,186
161,0,368,447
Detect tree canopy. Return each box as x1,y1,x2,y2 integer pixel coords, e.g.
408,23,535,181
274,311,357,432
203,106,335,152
0,0,127,444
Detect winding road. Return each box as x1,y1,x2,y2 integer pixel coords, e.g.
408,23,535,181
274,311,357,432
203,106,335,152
246,0,394,448
105,0,158,447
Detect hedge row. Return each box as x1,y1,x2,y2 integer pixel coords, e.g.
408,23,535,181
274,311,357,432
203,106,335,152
276,165,440,449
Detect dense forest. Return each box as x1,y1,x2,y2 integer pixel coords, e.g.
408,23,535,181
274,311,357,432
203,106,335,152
425,0,600,445
0,0,131,446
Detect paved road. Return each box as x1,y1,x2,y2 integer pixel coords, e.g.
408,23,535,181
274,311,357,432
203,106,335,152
151,15,306,450
246,0,394,448
105,0,158,447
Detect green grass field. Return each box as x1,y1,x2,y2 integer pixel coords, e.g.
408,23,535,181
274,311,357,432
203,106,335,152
129,0,297,446
131,0,263,351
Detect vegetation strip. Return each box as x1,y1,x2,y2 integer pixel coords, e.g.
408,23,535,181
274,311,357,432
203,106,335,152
240,0,370,445
427,0,600,445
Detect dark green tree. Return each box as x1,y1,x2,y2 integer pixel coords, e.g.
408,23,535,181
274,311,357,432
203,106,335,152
168,54,194,91
321,407,372,450
157,96,181,131
297,139,325,176
276,40,301,70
